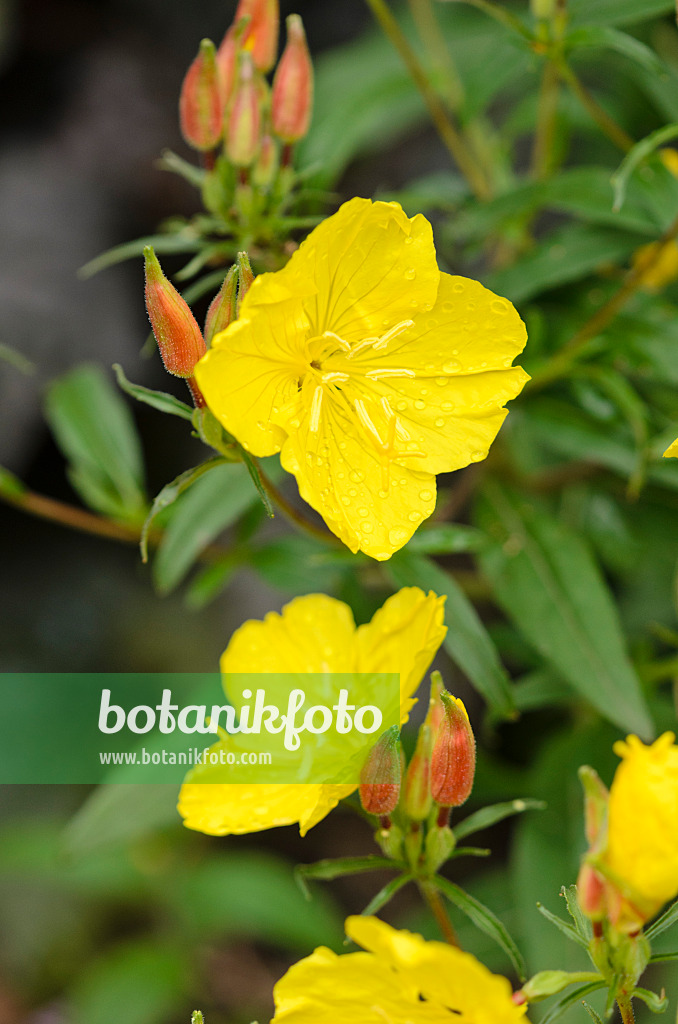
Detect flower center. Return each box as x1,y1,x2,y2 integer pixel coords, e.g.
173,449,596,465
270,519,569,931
301,320,426,491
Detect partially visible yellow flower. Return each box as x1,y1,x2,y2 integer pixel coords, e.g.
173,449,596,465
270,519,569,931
195,197,528,560
605,732,678,919
271,915,529,1023
178,586,446,836
663,437,678,458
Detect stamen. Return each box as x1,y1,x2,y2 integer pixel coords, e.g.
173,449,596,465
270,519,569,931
309,385,324,433
354,398,385,447
372,318,414,350
364,368,415,380
321,371,350,383
321,330,351,352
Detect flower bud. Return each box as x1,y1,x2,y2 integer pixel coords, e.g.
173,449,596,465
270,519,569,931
226,51,261,167
430,692,476,807
424,823,456,874
252,132,278,188
179,39,224,152
216,26,238,108
204,266,238,345
403,722,433,822
144,247,206,378
271,15,313,144
359,725,401,817
576,861,607,920
236,251,255,311
234,0,279,73
578,765,608,847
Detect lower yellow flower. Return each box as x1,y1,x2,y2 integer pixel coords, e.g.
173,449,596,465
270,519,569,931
663,437,678,458
195,197,528,560
606,732,678,919
178,586,446,835
271,915,529,1023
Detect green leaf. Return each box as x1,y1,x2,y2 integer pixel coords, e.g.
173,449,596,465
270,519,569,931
406,523,489,555
78,233,203,279
454,798,546,842
0,342,35,374
156,148,206,188
153,460,263,593
475,482,653,736
536,902,588,948
512,670,573,712
646,898,678,940
0,465,27,499
486,223,643,303
185,554,240,609
71,940,189,1024
140,458,228,563
611,123,678,212
648,951,678,962
361,874,412,917
565,26,669,80
45,364,146,520
435,874,526,980
632,987,669,1013
561,884,591,941
63,785,181,856
250,534,354,595
538,982,608,1024
113,364,193,421
387,550,515,718
581,1001,605,1024
295,856,397,898
568,0,674,26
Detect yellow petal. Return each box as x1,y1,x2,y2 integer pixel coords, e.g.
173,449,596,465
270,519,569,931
178,781,330,835
663,437,678,458
194,296,309,456
260,197,440,342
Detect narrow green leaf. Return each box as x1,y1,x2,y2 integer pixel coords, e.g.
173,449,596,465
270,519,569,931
185,555,240,609
388,550,515,718
438,0,533,41
113,364,193,421
45,364,146,520
153,461,264,593
648,951,678,963
435,874,526,980
295,856,397,898
449,846,491,858
568,0,674,26
581,1000,605,1023
476,482,653,737
565,26,668,80
78,233,203,279
63,784,181,855
157,149,206,188
0,342,35,374
611,123,678,211
561,884,592,941
536,902,588,947
0,465,27,499
140,458,227,563
646,898,678,939
539,982,608,1024
239,448,274,517
361,874,412,917
632,987,669,1013
405,523,489,555
454,798,546,841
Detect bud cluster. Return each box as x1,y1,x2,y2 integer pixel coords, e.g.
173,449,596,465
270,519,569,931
179,0,313,174
358,672,477,875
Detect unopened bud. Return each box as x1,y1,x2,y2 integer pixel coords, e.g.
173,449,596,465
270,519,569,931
252,133,278,188
271,15,313,144
179,39,223,152
226,52,261,167
530,0,556,18
576,861,607,921
235,0,279,73
578,765,608,847
359,725,401,816
424,823,455,874
426,670,446,735
236,251,255,310
430,692,476,807
204,266,238,345
144,247,206,378
403,723,433,822
216,26,238,108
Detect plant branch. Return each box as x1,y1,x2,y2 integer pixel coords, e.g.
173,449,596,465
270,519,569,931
616,994,636,1024
556,59,634,153
417,879,460,946
531,59,561,179
254,462,343,547
364,0,491,198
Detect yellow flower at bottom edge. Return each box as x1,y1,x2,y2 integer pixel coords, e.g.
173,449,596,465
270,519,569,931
178,586,446,835
663,437,678,458
606,732,678,915
194,197,529,560
270,915,529,1024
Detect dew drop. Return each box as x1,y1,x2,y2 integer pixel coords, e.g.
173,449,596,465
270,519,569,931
256,420,266,430
396,400,408,412
443,360,461,373
419,489,433,501
315,456,323,467
305,451,314,463
405,268,416,280
337,471,345,480
361,521,374,533
404,236,413,245
414,399,426,411
452,282,465,294
434,417,445,428
410,300,419,308
378,489,388,499
426,319,438,330
466,301,476,312
348,488,357,497
442,301,454,312
470,450,485,462
435,377,447,387
358,507,369,517
491,299,508,315
441,401,454,412
350,470,364,482
341,496,351,505
389,527,409,546
422,303,432,312
408,511,421,522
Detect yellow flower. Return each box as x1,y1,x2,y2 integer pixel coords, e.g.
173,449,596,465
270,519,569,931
606,732,678,916
270,915,529,1023
178,586,446,835
632,239,678,293
194,198,528,559
663,437,678,458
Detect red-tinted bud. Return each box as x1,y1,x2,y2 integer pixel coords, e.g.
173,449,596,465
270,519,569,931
426,670,446,735
577,861,607,920
226,51,261,167
216,26,238,108
578,765,609,847
252,132,278,188
403,722,433,822
144,247,206,378
204,266,238,345
235,0,279,73
271,14,313,144
430,692,476,807
179,39,224,152
360,725,402,816
236,251,255,311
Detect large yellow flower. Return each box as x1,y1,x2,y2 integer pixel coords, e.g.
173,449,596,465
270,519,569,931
663,437,678,458
178,586,446,835
271,915,529,1023
605,732,678,916
194,198,528,559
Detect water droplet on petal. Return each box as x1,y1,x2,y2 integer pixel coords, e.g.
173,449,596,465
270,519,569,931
414,399,426,411
361,521,374,533
389,527,409,546
470,450,485,462
404,237,413,245
405,268,416,280
396,400,408,412
358,507,369,517
378,489,388,499
350,470,364,482
341,496,351,505
349,488,357,497
491,300,508,314
443,360,460,373
441,401,454,412
467,301,476,312
435,377,447,387
408,511,421,522
452,282,465,294
434,417,445,428
427,319,438,330
410,300,419,308
419,489,433,501
442,301,454,312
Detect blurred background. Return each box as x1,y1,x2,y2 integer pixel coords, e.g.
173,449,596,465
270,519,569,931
1,0,677,1022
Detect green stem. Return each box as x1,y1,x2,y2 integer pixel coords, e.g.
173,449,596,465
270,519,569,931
556,58,634,153
616,994,636,1024
418,879,460,946
407,0,463,109
364,0,491,199
0,485,151,546
255,463,343,547
531,59,561,179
